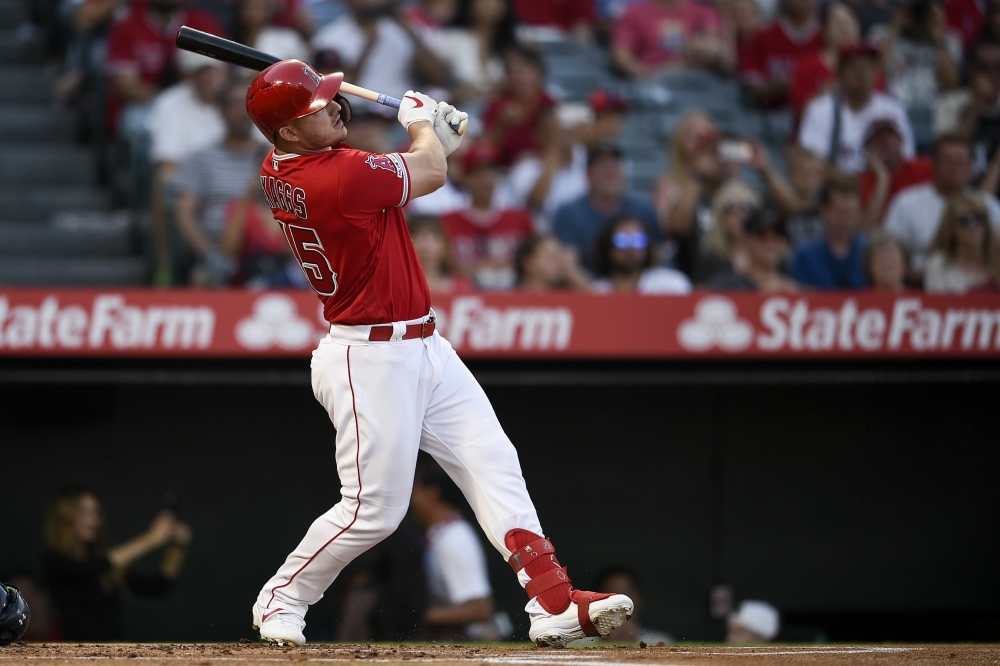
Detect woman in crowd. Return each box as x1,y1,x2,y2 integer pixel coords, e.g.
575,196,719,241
234,0,310,61
864,231,910,291
222,178,305,288
789,2,864,122
482,45,555,167
515,234,591,291
408,216,474,294
924,191,994,292
428,0,517,103
591,216,692,294
697,179,761,283
654,112,734,278
43,485,192,641
704,209,798,292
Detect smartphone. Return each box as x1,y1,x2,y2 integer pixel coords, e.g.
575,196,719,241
718,139,754,164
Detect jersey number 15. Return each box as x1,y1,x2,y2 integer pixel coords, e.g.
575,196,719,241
281,224,338,296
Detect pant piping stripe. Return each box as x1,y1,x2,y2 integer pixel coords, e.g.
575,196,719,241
266,345,364,609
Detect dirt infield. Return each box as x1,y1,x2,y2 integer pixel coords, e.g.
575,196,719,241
1,643,997,666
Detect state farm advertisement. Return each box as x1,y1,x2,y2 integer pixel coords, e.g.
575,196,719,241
0,289,999,359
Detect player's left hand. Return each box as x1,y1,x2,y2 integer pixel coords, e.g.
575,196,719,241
433,101,468,156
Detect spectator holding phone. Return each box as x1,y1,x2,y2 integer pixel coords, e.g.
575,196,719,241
924,191,995,292
591,216,692,293
43,485,192,641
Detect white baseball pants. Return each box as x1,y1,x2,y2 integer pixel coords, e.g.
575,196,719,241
257,314,543,616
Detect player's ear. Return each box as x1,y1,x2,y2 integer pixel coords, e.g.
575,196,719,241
277,124,298,144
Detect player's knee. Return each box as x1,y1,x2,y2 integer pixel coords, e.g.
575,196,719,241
365,504,408,540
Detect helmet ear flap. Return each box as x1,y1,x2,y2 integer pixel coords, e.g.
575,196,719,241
335,94,352,124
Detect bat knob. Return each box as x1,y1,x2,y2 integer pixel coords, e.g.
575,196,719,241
450,116,468,137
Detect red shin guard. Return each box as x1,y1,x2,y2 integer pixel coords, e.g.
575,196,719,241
505,529,572,614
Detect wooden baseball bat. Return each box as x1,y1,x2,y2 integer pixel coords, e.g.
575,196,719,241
175,26,468,135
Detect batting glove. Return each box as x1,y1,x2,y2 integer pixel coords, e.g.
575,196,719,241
397,90,438,129
433,101,468,156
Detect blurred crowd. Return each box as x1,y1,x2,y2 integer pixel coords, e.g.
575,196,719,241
33,0,1000,293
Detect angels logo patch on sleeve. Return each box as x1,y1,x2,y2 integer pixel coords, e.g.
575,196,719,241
366,154,403,177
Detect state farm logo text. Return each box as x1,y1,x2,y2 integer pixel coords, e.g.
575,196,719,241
436,297,572,352
678,296,1000,353
0,295,214,350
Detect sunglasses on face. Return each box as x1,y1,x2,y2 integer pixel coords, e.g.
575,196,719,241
956,212,988,228
612,230,649,249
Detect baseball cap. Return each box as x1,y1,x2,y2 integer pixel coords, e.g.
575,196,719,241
837,42,881,68
587,142,623,167
589,89,628,115
245,60,344,140
730,601,780,641
863,117,902,144
743,209,786,237
461,142,499,172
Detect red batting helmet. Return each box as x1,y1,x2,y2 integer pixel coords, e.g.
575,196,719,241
246,60,344,140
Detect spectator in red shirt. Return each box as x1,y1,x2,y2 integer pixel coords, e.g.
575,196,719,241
104,0,224,133
944,0,987,47
858,118,934,228
482,45,555,167
789,2,863,121
611,0,730,77
441,143,536,289
510,0,596,37
732,0,763,75
741,0,823,108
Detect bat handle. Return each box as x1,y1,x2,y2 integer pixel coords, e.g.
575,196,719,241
373,93,466,136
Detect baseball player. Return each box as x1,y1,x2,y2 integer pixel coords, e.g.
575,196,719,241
244,60,633,648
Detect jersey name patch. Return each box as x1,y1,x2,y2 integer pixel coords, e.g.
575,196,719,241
366,154,402,176
260,175,308,220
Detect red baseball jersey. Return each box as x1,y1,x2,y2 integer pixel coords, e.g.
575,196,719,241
440,209,534,269
260,145,430,326
741,18,822,106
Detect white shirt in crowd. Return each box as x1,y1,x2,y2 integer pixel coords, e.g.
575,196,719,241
592,267,693,294
883,183,1000,271
924,252,991,293
798,91,915,173
255,26,310,62
147,81,225,164
507,144,589,223
313,16,416,114
424,516,493,608
424,29,504,92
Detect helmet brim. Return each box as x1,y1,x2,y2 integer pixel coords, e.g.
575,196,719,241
302,72,345,119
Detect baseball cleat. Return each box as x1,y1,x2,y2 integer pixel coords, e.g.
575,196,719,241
529,590,634,648
252,602,306,646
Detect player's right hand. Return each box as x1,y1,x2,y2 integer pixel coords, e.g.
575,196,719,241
398,90,438,129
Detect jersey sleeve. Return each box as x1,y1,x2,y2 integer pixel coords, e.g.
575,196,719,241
337,150,411,221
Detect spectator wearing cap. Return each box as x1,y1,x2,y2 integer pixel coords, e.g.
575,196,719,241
515,234,592,291
881,0,962,109
706,209,799,291
798,43,915,173
441,144,535,289
103,0,224,135
791,172,871,289
482,46,555,167
584,89,629,148
698,179,761,283
611,0,730,78
789,2,866,122
924,191,995,292
408,216,475,294
727,600,780,643
510,0,596,40
591,216,692,294
146,51,228,284
506,106,589,223
934,39,1000,186
584,567,672,646
858,117,934,227
234,0,310,63
553,144,660,272
311,0,448,115
885,133,1000,277
172,78,266,286
424,0,517,103
741,0,823,109
864,230,909,290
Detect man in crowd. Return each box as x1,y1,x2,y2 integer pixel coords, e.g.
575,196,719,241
147,51,228,284
884,133,1000,277
410,456,499,641
798,43,914,173
611,0,730,77
585,89,629,148
726,601,780,643
741,0,823,108
311,0,447,115
934,39,1000,178
791,172,871,289
553,143,660,271
440,143,535,289
858,118,934,227
172,79,265,286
